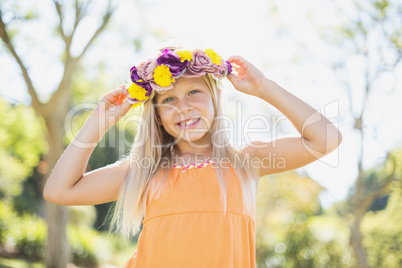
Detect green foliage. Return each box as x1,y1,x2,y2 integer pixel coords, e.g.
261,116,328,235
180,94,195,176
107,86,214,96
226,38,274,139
66,222,136,267
0,99,45,170
68,206,97,229
88,231,137,266
0,199,137,266
0,98,45,199
7,213,47,261
362,187,402,267
0,2,38,23
368,195,388,211
256,171,355,267
390,30,402,50
0,257,45,268
307,215,355,267
67,225,98,267
0,153,27,197
0,200,18,245
256,149,402,268
263,222,349,268
11,165,43,215
314,0,401,66
374,0,391,20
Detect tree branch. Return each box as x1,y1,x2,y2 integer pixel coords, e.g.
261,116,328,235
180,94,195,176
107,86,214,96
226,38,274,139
52,0,67,43
355,151,397,217
76,0,114,61
45,0,114,114
0,12,43,114
72,0,82,34
71,0,91,44
43,55,79,117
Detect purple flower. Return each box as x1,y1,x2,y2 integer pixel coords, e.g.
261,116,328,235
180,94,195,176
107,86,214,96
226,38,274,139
157,49,188,77
212,60,229,79
129,48,232,96
212,61,232,78
130,66,153,96
130,66,141,83
182,49,221,78
226,61,232,75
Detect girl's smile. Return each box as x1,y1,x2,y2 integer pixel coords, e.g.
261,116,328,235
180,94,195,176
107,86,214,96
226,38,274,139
155,77,215,146
176,117,202,128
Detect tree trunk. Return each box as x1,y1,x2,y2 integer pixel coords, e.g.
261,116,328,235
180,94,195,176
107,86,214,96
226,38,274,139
1,4,114,266
42,113,72,268
44,202,70,268
348,215,369,268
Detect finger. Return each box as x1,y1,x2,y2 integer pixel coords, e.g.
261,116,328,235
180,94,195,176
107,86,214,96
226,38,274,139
232,64,241,74
114,93,127,105
227,55,242,62
104,94,122,104
105,86,129,103
226,73,239,88
112,85,129,96
227,56,247,66
120,98,133,114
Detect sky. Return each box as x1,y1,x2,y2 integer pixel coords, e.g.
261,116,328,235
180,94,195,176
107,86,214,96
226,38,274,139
1,0,401,209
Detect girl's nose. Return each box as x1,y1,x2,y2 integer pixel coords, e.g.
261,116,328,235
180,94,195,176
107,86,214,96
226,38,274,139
178,99,193,112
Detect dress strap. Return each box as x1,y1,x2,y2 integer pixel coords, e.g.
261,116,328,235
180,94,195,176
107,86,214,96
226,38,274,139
173,160,216,170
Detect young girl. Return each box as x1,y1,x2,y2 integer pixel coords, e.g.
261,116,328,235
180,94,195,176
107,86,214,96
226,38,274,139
43,47,342,267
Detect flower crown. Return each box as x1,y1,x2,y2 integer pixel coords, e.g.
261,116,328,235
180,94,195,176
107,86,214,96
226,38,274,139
126,48,232,109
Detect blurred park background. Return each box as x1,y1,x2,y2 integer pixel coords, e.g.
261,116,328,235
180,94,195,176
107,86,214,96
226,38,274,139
0,0,401,267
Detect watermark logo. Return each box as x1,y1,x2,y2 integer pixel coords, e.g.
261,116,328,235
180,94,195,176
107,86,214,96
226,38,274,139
64,99,341,168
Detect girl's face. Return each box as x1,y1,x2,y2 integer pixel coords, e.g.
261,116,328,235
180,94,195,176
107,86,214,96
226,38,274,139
155,77,215,146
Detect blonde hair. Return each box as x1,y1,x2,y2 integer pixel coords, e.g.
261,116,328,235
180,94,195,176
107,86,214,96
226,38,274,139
108,73,258,240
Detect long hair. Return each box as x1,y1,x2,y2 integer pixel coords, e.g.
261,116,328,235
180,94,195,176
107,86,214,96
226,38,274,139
108,73,258,240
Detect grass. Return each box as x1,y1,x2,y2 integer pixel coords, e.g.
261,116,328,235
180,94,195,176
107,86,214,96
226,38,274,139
0,257,45,268
0,256,125,268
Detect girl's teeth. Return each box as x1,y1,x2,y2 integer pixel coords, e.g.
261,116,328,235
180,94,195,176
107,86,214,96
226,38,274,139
179,118,199,126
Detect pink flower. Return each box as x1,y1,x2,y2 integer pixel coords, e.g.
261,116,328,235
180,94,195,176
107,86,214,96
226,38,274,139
182,49,221,78
150,81,175,92
213,60,229,79
137,58,158,81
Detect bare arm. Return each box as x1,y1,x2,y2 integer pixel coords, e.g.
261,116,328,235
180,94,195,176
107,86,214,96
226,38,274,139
227,56,342,177
43,85,132,205
244,80,342,177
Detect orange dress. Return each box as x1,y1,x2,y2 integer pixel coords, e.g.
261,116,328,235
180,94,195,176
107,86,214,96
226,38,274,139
124,161,256,268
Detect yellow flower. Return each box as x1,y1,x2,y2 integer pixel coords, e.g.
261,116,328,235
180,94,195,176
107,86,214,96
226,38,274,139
176,50,193,62
128,83,149,102
131,102,143,109
204,48,222,65
153,64,173,87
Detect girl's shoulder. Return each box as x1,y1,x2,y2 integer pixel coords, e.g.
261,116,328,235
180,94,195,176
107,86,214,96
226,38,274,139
235,145,257,162
233,145,261,182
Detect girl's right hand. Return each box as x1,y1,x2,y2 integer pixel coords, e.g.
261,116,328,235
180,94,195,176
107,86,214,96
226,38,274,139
91,84,132,131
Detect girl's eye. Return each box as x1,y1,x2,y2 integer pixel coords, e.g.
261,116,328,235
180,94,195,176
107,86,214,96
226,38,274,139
162,97,174,104
162,89,200,103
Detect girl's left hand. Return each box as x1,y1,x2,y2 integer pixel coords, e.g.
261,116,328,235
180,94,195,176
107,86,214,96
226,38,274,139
226,56,269,98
